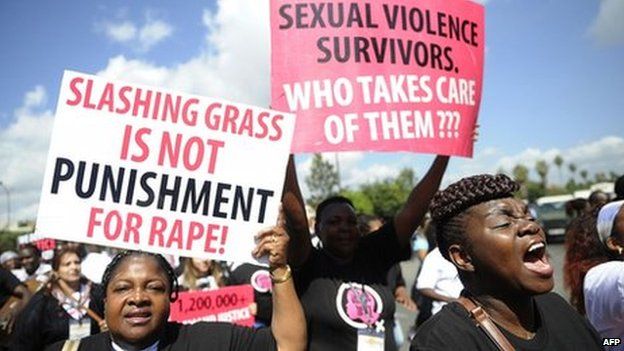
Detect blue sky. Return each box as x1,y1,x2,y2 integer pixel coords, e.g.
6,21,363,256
0,0,623,224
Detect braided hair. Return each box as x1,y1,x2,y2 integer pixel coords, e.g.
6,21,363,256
101,251,180,301
430,174,519,261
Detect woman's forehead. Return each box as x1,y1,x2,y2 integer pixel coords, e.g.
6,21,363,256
321,202,355,218
111,255,165,280
467,197,524,217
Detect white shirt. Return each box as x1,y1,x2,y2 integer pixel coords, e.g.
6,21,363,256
112,340,158,351
11,263,52,282
416,248,463,315
584,261,624,348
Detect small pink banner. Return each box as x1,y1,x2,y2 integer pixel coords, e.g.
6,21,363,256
271,0,484,156
169,285,255,327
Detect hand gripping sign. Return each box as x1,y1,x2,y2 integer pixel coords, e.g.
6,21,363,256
169,285,255,327
36,71,295,263
271,0,484,156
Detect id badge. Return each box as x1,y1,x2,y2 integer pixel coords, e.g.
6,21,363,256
357,328,384,351
68,318,91,340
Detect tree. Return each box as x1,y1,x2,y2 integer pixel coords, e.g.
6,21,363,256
553,155,563,184
340,189,374,215
512,164,529,199
526,181,546,203
360,167,417,219
580,169,589,185
568,163,577,183
595,172,608,183
609,171,619,181
305,154,339,208
513,165,529,184
535,160,549,190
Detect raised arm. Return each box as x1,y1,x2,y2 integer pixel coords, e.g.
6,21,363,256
281,154,312,267
393,156,449,248
253,212,307,351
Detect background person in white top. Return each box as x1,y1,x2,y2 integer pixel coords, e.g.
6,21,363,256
416,247,463,315
583,200,624,349
11,244,51,283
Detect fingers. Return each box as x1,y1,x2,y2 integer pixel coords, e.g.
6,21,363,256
472,123,480,142
252,225,290,267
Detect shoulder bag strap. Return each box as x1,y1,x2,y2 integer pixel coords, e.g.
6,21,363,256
457,296,516,351
61,339,81,351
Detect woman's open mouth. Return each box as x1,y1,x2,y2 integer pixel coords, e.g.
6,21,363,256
522,241,553,278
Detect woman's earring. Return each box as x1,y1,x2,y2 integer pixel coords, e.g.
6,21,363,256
619,247,623,255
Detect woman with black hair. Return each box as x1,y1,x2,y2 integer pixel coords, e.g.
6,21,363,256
282,155,449,350
45,219,306,351
410,174,602,351
12,246,105,351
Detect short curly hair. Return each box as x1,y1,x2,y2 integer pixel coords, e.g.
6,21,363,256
430,174,519,261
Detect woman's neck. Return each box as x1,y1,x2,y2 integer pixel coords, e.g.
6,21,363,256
322,248,354,265
57,277,81,293
472,293,537,339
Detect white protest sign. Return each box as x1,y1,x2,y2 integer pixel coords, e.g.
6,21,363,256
36,70,295,263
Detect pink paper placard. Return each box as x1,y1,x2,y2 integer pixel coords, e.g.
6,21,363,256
271,0,484,157
169,285,255,327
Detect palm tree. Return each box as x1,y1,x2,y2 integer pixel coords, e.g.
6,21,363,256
580,169,589,185
535,160,549,190
513,164,529,198
568,163,577,182
554,155,563,184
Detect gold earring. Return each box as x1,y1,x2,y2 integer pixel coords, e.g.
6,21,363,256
619,247,623,255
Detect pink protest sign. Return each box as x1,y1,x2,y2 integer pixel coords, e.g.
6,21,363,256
169,285,255,327
271,0,484,157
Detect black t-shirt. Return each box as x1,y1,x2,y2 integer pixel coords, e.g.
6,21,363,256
295,222,411,351
410,293,603,351
11,282,105,351
0,268,20,308
228,263,273,326
44,322,276,351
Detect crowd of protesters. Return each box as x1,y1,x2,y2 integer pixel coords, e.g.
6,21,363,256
0,172,621,350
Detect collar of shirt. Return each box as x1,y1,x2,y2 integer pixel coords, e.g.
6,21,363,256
111,340,159,351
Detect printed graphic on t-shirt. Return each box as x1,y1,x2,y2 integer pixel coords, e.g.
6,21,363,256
251,270,272,293
335,283,383,329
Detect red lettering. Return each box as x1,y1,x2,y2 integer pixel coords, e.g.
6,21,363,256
206,140,225,174
204,224,220,253
97,83,115,112
158,131,182,167
131,128,151,162
116,86,133,114
149,216,167,246
125,212,142,244
237,109,254,137
83,79,97,109
186,221,204,250
182,137,205,171
269,114,284,141
66,77,84,106
87,207,104,237
166,220,184,249
254,112,270,139
223,105,239,133
103,210,123,240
